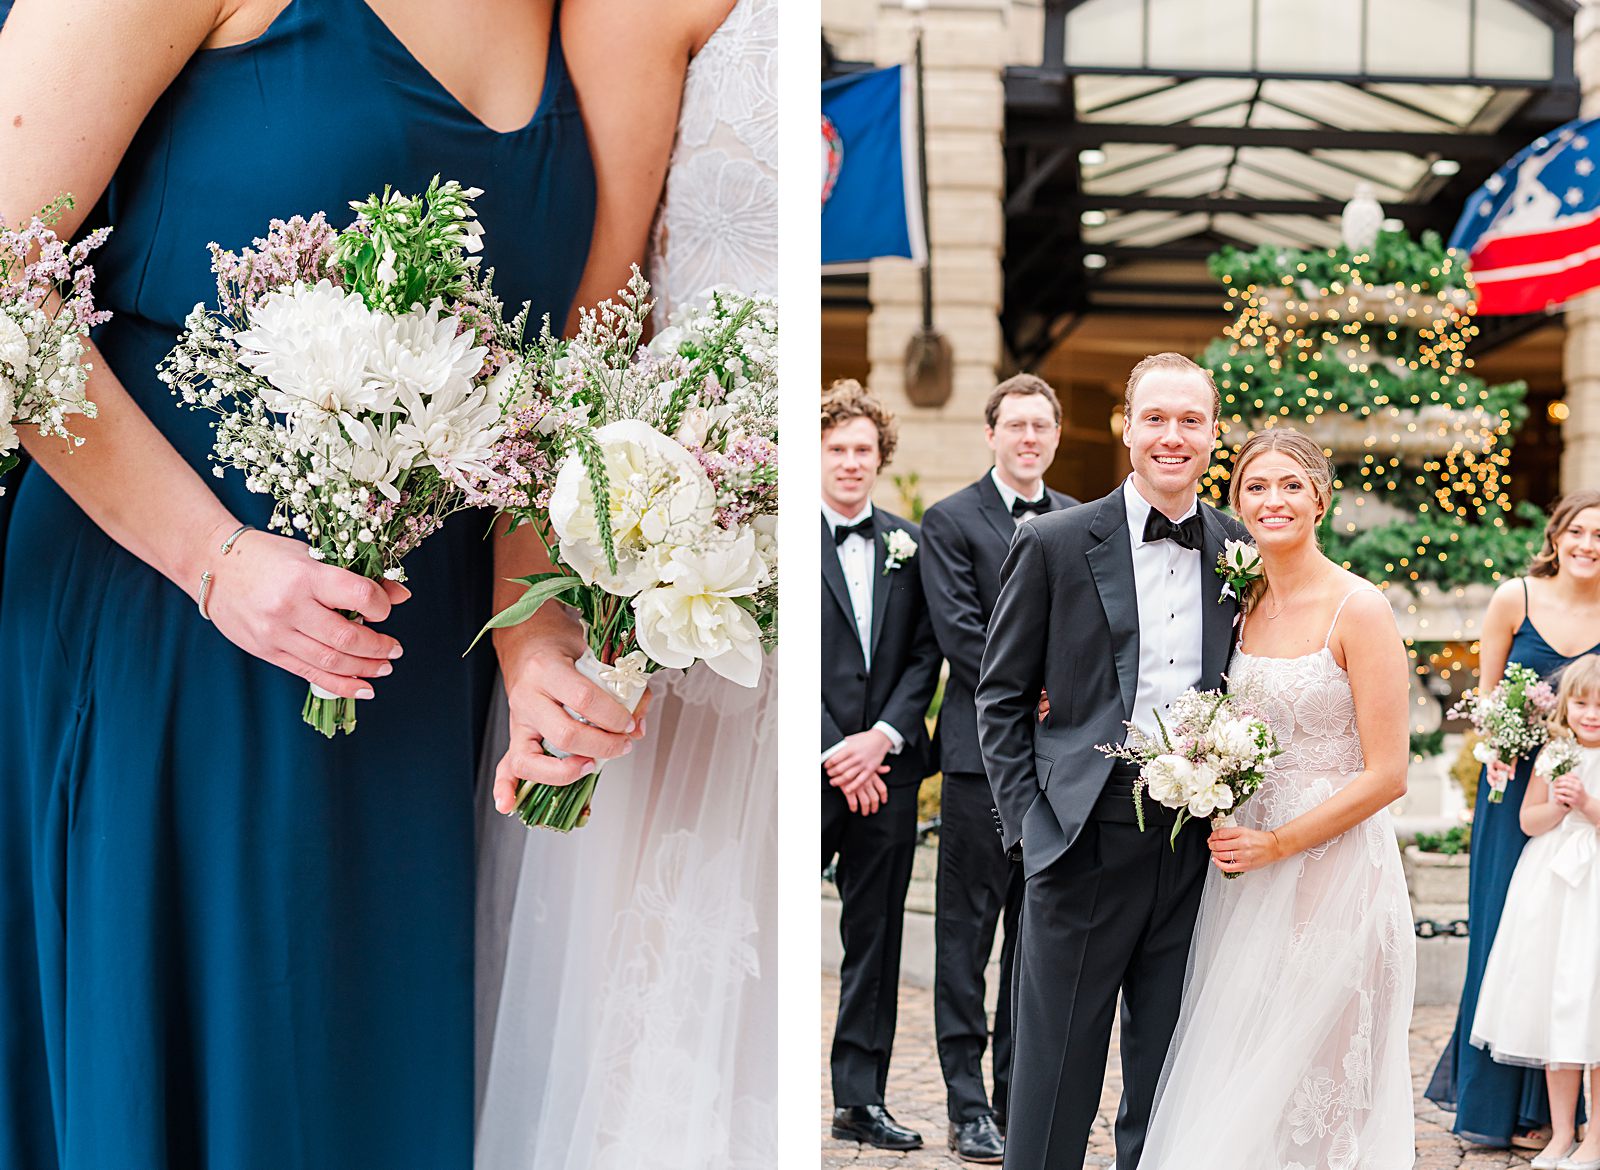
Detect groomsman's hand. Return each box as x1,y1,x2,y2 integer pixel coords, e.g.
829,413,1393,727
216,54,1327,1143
824,730,893,785
834,772,890,816
1037,689,1050,722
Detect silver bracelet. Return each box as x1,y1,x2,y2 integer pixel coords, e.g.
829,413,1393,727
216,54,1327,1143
220,523,255,555
198,570,215,621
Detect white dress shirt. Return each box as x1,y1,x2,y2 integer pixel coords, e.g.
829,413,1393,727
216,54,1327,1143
1122,478,1204,742
822,501,904,762
990,466,1048,525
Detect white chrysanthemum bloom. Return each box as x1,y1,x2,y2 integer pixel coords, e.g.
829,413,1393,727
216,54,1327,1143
389,374,505,483
1144,754,1193,808
306,417,405,500
0,309,33,373
549,419,718,594
632,527,769,687
0,375,17,452
365,301,485,402
233,280,386,421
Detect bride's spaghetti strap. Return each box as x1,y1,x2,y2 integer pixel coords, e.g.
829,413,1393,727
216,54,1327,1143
1323,584,1382,649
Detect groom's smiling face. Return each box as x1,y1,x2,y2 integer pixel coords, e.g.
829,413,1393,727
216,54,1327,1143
1123,368,1217,505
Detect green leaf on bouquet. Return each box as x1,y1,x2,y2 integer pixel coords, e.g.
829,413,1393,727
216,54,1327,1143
572,430,618,575
464,573,582,654
0,452,17,479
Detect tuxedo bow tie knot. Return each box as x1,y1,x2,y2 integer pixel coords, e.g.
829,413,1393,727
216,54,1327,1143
1142,509,1202,551
1011,495,1050,519
833,517,873,545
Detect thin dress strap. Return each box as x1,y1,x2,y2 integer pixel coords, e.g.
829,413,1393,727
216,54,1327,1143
1324,585,1381,649
1522,576,1531,624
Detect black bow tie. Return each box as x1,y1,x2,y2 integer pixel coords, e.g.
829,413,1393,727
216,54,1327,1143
1142,509,1203,551
1011,495,1050,519
833,517,873,545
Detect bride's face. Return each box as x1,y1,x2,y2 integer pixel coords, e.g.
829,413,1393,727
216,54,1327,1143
1554,506,1600,582
1236,451,1322,551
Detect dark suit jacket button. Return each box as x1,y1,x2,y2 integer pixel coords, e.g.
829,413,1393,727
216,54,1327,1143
855,671,867,681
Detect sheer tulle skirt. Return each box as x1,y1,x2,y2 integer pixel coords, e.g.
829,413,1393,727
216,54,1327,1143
1138,786,1416,1170
474,654,778,1170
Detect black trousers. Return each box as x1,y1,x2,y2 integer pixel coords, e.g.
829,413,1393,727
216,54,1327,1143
822,778,920,1107
1002,775,1208,1170
934,771,1021,1123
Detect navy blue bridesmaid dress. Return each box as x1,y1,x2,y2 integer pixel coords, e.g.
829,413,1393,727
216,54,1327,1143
1426,586,1600,1144
0,2,593,1167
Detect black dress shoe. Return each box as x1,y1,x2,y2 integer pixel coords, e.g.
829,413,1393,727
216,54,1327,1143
948,1114,1005,1163
831,1105,923,1150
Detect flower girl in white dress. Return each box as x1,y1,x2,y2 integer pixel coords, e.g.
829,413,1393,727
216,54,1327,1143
1472,653,1600,1170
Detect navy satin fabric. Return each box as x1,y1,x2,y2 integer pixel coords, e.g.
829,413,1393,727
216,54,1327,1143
0,2,593,1166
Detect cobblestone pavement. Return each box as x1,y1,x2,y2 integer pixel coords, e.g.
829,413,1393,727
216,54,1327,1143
821,973,1535,1169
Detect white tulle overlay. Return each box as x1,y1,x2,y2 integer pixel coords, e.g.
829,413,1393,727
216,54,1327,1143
1138,638,1416,1170
474,4,778,1167
1471,746,1600,1070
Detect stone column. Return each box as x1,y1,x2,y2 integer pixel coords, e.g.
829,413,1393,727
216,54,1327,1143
866,0,1008,514
1563,1,1600,491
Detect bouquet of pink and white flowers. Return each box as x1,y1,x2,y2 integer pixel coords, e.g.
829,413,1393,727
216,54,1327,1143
161,177,524,736
1448,662,1556,802
1534,734,1585,785
468,270,778,831
1098,688,1280,875
0,195,111,489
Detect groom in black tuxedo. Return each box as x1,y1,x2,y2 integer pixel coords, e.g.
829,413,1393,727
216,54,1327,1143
921,374,1076,1163
977,354,1246,1170
820,381,943,1152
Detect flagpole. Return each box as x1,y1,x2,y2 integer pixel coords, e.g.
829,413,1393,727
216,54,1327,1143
903,0,953,407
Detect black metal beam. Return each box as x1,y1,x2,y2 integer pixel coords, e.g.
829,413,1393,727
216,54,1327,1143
1072,194,1417,218
1013,118,1531,158
1014,62,1575,92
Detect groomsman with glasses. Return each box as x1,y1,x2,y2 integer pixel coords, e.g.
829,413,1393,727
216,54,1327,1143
821,380,943,1152
921,375,1075,1163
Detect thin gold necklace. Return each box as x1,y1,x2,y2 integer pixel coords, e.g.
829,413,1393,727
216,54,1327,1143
1261,572,1320,621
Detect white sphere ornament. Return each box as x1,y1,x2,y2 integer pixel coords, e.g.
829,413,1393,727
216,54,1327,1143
1342,183,1385,253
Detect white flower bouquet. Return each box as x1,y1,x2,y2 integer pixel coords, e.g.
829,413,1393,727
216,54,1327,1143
468,270,778,831
1533,734,1584,784
1448,662,1556,802
1098,688,1280,876
0,194,112,490
161,177,523,736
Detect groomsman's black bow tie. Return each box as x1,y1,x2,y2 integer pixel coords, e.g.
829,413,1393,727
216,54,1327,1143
1142,509,1203,551
1011,495,1050,519
833,517,873,545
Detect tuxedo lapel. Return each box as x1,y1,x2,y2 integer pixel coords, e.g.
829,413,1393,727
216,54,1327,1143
869,515,893,663
1085,486,1139,720
1198,505,1238,686
976,475,1016,547
821,514,855,628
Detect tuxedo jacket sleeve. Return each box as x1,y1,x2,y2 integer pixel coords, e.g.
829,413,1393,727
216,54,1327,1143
919,502,988,695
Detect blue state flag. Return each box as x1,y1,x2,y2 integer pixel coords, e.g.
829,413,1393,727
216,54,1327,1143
821,66,927,270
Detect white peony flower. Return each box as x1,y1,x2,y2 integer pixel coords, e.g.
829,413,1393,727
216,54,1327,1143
632,528,769,686
549,419,719,594
0,310,33,373
1211,717,1260,766
749,512,778,574
1472,740,1500,766
674,405,714,448
1143,754,1194,808
1187,778,1235,818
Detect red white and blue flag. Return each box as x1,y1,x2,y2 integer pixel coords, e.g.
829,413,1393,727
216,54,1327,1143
1452,116,1600,315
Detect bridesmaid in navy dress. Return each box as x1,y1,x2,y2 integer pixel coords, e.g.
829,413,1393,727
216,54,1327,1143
1427,490,1600,1149
0,1,638,1166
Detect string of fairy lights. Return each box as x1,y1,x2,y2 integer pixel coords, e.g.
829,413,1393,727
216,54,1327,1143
1200,233,1544,730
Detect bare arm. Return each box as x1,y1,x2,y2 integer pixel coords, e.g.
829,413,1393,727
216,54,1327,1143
1475,579,1526,785
1212,588,1411,873
1519,759,1569,836
1,0,411,699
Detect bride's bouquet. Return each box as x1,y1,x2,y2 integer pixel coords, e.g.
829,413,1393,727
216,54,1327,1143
1448,662,1556,801
161,177,523,736
0,195,112,490
1098,689,1280,875
468,270,778,831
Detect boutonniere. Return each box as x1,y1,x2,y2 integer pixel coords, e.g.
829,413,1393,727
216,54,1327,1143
1215,539,1262,604
883,529,917,574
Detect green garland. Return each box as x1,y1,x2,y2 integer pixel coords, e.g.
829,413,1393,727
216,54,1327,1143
1209,229,1462,296
1317,500,1545,590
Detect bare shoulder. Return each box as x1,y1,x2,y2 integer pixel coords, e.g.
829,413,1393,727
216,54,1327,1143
563,0,727,57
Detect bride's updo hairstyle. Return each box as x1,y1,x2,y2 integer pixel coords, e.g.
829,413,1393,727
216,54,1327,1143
1528,489,1600,578
1225,428,1335,614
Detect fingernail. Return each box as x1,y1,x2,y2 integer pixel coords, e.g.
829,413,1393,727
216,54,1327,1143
356,687,374,700
638,718,647,736
627,718,637,734
623,741,634,754
377,663,393,677
389,646,404,660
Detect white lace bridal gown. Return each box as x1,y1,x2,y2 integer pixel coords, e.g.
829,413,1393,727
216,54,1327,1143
1138,590,1416,1170
474,2,778,1168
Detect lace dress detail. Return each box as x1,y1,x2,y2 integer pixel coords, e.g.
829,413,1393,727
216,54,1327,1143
648,0,777,321
1138,588,1416,1170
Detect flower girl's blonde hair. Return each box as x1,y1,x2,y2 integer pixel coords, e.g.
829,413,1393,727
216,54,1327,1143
1225,429,1334,615
1551,654,1600,737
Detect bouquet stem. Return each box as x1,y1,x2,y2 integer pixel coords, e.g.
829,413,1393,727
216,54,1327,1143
1213,811,1242,881
303,687,358,737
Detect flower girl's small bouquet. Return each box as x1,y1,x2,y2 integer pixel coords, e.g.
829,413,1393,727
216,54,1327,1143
1448,662,1557,802
1534,734,1585,785
0,195,112,490
1098,688,1280,876
161,177,522,736
468,271,778,831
